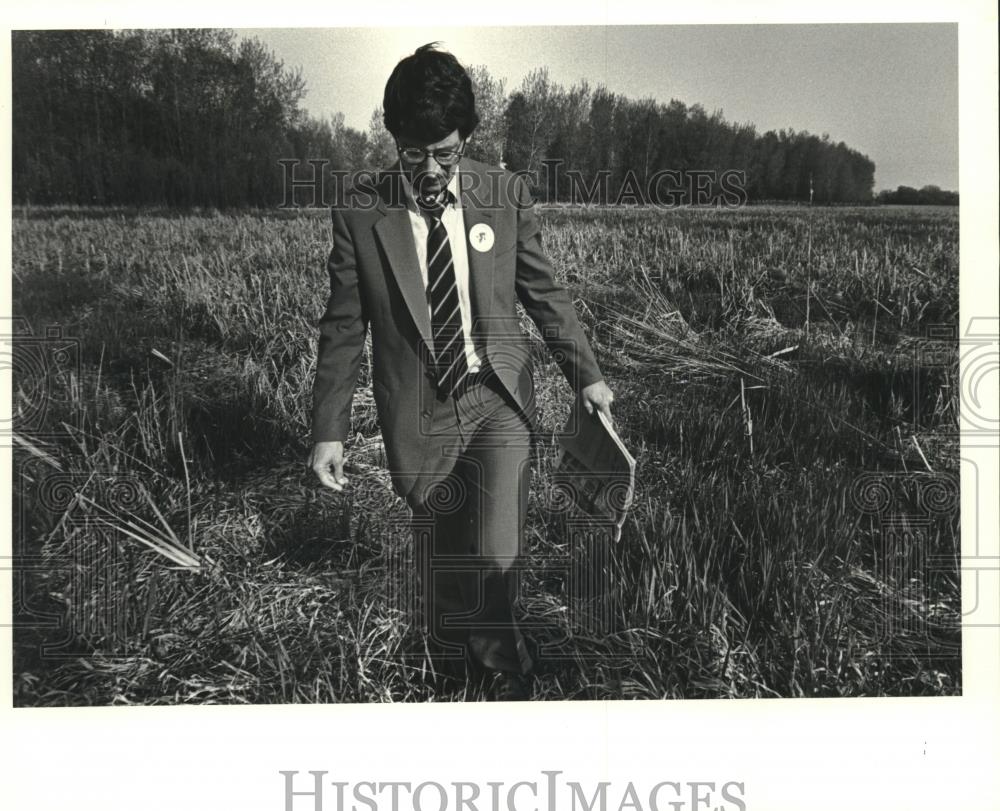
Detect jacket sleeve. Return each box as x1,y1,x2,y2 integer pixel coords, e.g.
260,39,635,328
311,206,369,443
511,176,604,392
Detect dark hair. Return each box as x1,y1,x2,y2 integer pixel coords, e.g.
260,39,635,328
382,43,479,142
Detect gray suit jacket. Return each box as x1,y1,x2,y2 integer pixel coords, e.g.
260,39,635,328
311,157,604,500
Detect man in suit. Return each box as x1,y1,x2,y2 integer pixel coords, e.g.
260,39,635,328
309,43,614,700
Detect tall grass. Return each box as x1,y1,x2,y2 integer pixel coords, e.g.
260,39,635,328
11,204,960,703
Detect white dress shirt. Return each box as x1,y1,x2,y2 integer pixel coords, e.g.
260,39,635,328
401,166,484,374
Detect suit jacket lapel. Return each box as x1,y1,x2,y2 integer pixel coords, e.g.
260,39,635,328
371,161,497,351
459,161,496,332
372,169,433,349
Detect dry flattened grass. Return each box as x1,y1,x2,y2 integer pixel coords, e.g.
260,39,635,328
12,204,960,704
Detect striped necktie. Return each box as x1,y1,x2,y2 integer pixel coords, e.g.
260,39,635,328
421,191,469,396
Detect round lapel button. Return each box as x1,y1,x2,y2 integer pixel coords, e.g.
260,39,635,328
469,223,495,253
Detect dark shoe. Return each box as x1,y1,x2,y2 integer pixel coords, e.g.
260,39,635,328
489,670,534,701
418,640,469,693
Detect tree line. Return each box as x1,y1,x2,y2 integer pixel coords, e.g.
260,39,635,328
876,185,958,205
13,29,883,207
12,29,308,207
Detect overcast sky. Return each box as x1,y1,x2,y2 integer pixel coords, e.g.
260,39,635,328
237,24,958,191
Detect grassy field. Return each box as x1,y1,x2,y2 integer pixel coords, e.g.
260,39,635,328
11,203,961,703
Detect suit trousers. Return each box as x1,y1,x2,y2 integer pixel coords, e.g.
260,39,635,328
405,368,535,676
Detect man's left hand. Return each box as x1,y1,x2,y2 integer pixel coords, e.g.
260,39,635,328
580,380,615,422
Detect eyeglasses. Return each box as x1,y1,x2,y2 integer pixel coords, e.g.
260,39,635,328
397,142,466,167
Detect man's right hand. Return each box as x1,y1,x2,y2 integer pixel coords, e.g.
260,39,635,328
309,441,349,491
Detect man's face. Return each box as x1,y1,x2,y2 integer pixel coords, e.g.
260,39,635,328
396,129,464,204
